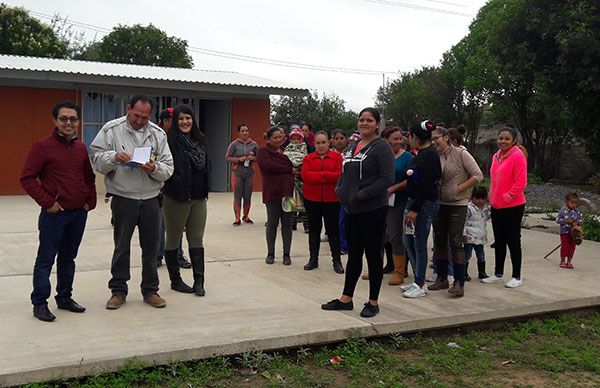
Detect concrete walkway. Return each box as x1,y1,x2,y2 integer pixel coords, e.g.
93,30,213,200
1,193,599,386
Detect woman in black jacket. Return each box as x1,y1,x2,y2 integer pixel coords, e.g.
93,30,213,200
162,105,211,296
321,107,394,318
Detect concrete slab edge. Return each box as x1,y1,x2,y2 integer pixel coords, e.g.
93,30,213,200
2,296,599,387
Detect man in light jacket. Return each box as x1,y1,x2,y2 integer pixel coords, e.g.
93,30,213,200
90,95,173,310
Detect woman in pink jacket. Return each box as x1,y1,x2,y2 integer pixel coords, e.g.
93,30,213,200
482,127,527,288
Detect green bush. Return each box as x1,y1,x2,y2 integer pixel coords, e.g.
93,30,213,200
583,214,600,242
528,173,544,185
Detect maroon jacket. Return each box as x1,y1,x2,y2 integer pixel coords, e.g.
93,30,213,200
301,149,342,202
20,130,97,211
256,144,294,203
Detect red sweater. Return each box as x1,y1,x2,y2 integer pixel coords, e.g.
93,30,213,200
301,149,342,202
489,146,527,209
20,130,97,210
256,145,294,203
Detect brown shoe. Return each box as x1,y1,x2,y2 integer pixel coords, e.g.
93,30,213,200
361,272,369,280
428,278,449,290
143,293,166,308
106,294,126,310
448,281,464,297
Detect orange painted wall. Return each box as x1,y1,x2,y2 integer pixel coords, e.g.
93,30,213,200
0,87,78,195
230,98,270,191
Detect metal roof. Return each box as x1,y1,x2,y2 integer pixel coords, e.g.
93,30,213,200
0,54,308,96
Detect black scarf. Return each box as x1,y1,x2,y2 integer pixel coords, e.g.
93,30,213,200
176,131,206,171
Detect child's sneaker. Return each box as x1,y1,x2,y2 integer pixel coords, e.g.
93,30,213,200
505,278,523,288
559,262,567,268
566,262,574,269
481,275,503,283
425,272,437,282
403,283,427,298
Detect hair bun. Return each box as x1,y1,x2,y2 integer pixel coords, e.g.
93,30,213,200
421,120,434,132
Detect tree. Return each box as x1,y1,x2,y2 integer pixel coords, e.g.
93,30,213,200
79,24,193,68
0,3,67,58
271,92,358,133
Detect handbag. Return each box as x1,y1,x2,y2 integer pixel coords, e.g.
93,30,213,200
282,181,305,213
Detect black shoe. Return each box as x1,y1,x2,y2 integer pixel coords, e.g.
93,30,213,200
33,304,56,322
157,256,163,267
360,302,380,318
283,255,291,266
382,263,394,274
265,254,275,264
303,259,318,270
321,299,353,311
56,298,86,313
178,255,192,269
478,271,489,279
333,260,345,274
340,250,348,255
171,279,194,293
465,273,472,282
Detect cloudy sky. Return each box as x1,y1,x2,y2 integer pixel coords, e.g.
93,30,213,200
7,0,488,112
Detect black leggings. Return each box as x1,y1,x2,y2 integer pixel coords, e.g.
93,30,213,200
491,204,525,279
343,206,387,301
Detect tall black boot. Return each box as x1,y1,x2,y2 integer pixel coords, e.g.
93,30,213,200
383,242,394,274
304,233,320,270
189,247,205,296
165,249,194,293
477,260,488,279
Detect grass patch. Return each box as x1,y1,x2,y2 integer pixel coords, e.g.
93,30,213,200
28,313,600,387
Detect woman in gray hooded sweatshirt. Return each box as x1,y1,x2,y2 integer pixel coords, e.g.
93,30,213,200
321,107,394,318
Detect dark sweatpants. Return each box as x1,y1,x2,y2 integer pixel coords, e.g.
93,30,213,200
491,204,525,279
109,195,160,296
342,206,388,301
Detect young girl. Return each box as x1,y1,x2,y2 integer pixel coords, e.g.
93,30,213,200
463,186,491,280
555,192,583,268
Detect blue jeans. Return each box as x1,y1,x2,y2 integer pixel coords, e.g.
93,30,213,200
403,200,439,287
31,208,88,306
464,244,485,264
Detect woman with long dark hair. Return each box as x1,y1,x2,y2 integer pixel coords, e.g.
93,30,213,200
482,127,527,288
401,120,442,299
162,105,211,296
256,126,296,265
321,107,394,318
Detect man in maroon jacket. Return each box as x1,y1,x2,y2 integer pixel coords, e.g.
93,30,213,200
20,101,97,322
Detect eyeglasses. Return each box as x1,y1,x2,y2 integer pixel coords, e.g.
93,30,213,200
57,116,80,123
431,135,444,141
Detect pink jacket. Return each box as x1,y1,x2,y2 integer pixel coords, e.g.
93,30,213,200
489,146,527,209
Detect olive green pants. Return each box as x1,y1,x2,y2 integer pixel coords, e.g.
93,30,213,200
163,195,207,250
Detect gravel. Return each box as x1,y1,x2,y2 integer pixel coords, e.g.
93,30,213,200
525,183,600,213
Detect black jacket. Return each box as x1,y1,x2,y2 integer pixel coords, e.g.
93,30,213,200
336,137,394,214
406,144,441,212
163,139,211,202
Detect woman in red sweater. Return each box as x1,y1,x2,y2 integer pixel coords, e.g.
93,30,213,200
482,127,527,288
256,126,296,265
301,131,344,274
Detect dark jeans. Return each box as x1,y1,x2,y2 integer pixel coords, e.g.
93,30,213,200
491,204,525,279
109,195,160,296
31,208,88,306
339,207,348,252
265,200,293,256
343,206,387,301
464,244,485,264
403,200,439,287
304,199,340,259
432,205,467,284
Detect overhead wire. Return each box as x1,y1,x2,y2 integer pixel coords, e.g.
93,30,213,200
360,0,473,17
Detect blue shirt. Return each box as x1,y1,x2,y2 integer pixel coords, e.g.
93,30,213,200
393,150,414,206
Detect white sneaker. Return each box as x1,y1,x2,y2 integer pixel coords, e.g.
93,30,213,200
448,275,455,283
400,283,418,292
425,273,437,282
403,283,427,298
505,278,523,288
481,275,503,283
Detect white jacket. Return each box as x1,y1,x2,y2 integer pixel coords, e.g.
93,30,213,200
463,202,491,245
90,116,174,200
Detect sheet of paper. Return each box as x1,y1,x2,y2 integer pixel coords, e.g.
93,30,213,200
388,193,395,207
131,147,152,165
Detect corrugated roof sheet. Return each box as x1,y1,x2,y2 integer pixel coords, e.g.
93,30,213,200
0,54,306,92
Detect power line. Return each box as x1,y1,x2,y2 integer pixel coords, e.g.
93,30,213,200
419,0,470,8
28,9,397,76
360,0,473,17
